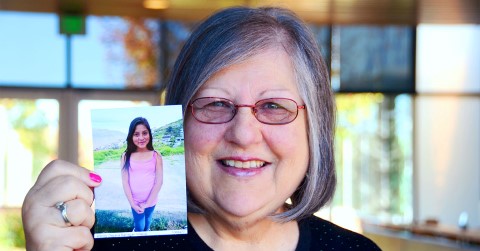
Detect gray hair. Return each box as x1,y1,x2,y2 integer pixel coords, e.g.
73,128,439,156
165,6,336,221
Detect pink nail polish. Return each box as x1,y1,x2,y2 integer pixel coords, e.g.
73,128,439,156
89,172,102,183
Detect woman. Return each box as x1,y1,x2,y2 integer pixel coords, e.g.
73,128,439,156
22,6,381,250
121,117,163,232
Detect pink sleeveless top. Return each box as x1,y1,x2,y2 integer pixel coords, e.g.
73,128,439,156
128,151,158,207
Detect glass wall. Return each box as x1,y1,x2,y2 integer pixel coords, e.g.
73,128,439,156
415,24,480,227
0,10,422,249
329,25,415,226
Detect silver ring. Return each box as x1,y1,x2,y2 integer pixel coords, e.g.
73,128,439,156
55,201,71,224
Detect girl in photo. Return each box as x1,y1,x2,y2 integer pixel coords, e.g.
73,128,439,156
121,117,163,232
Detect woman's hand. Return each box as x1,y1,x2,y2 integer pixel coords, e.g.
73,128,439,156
22,160,102,251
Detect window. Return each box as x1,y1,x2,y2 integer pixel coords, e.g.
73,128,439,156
415,96,480,225
414,23,480,228
416,24,480,94
72,17,161,89
332,26,415,93
0,11,66,87
309,25,331,70
333,94,413,224
161,21,196,89
0,99,59,207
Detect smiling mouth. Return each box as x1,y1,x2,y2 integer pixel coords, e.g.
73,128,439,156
220,160,267,169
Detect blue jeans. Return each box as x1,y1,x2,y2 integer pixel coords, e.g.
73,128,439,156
131,205,155,231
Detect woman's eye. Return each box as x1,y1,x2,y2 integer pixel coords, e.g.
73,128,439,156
206,101,230,108
261,102,283,110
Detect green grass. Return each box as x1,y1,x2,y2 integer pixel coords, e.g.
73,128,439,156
93,148,125,167
94,210,187,233
93,145,184,168
155,145,185,156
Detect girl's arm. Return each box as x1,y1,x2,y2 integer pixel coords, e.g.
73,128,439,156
121,153,142,212
144,151,163,207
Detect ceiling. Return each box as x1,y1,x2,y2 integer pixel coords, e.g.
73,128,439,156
0,0,479,24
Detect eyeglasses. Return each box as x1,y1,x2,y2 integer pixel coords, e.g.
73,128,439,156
189,97,306,125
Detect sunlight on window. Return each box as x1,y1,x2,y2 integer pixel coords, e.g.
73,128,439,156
72,16,160,89
0,11,65,87
0,99,59,208
416,24,480,93
334,93,413,224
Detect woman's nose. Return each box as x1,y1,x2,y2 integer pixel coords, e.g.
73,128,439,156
224,108,262,147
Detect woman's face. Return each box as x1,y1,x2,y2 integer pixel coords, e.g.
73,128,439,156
184,48,309,223
132,124,150,150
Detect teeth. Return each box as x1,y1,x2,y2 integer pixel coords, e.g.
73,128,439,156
222,160,265,168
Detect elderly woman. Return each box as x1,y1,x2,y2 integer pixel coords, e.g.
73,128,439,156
22,6,380,250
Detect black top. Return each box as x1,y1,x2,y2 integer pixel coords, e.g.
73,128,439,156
93,215,381,250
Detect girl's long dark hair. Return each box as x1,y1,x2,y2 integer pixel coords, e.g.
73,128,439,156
123,117,154,171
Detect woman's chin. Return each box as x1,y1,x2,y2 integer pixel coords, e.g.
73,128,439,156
213,199,278,224
224,205,260,219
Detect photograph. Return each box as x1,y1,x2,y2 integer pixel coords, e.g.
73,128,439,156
91,105,187,238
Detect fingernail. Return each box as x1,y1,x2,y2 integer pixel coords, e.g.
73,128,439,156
89,172,102,183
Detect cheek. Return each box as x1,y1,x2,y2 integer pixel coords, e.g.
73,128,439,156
268,124,309,196
185,115,226,151
268,123,308,158
266,121,310,192
186,123,214,156
184,118,223,173
184,118,224,201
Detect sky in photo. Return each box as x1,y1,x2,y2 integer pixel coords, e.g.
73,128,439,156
91,105,183,134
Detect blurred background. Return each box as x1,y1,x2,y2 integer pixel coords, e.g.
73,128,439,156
0,0,479,250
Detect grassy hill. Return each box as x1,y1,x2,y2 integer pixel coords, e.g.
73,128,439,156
94,119,184,167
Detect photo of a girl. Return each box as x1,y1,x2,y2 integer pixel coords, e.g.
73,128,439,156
90,105,187,238
121,117,163,232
